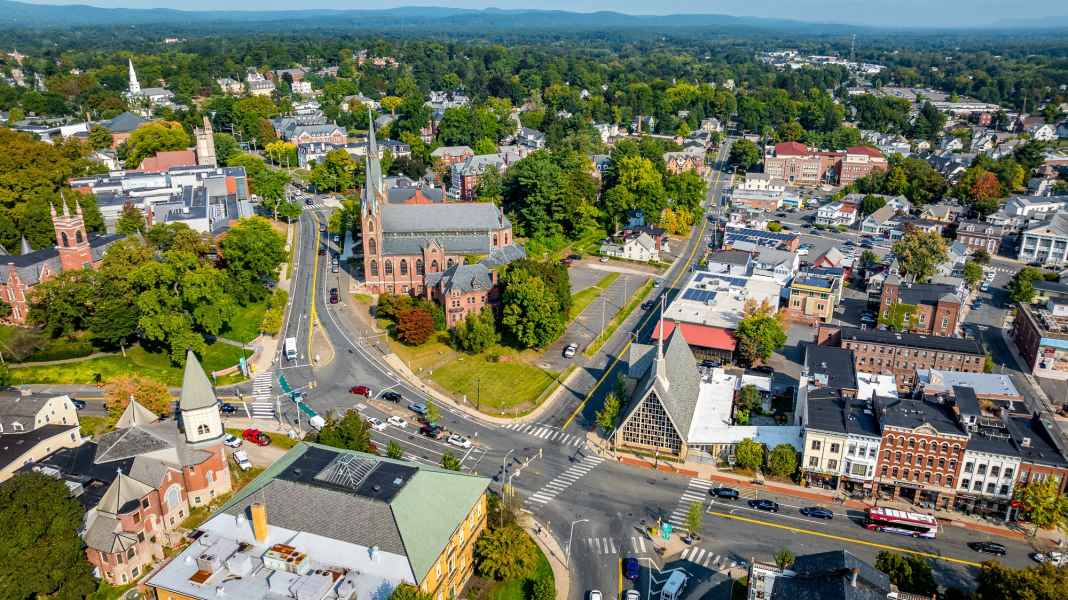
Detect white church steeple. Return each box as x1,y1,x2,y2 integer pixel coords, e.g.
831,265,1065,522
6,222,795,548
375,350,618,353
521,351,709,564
127,58,141,95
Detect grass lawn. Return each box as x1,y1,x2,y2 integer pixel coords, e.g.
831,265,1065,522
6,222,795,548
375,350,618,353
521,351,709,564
392,336,557,415
569,272,620,322
8,342,251,386
571,227,609,257
220,301,268,343
470,536,553,600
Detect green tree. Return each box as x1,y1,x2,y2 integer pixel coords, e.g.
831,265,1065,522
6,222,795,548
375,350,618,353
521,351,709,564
500,270,564,349
728,138,761,171
425,400,441,425
115,204,146,235
0,473,97,598
860,194,887,216
451,308,498,354
774,548,796,570
1007,267,1043,304
214,132,241,165
218,216,287,303
665,170,708,213
532,573,556,600
27,269,96,337
737,384,761,413
389,584,433,600
685,501,704,537
595,392,621,433
1013,478,1068,535
962,260,984,290
386,440,404,459
734,300,787,366
396,307,435,345
122,120,192,168
859,250,879,268
88,123,113,150
767,444,798,478
474,524,539,580
892,229,947,283
972,249,991,265
309,148,358,192
314,411,375,453
441,451,462,471
734,437,764,470
766,221,782,233
875,551,937,596
975,561,1068,600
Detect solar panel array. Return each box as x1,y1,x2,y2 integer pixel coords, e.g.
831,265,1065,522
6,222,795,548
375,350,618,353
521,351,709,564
682,289,717,302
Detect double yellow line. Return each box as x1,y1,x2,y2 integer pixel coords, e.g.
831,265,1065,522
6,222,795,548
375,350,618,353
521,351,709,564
307,211,321,360
562,146,729,429
710,510,983,567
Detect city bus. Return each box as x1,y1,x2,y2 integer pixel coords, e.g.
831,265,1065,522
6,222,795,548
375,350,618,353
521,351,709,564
864,507,938,539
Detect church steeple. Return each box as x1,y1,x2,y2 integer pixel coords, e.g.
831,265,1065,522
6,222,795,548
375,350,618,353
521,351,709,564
363,108,384,217
127,58,141,95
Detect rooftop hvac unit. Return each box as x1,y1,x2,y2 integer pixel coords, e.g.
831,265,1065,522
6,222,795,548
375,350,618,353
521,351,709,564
264,543,309,575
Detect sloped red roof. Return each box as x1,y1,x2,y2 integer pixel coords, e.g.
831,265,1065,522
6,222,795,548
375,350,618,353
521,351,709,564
138,149,196,173
846,145,884,158
225,176,237,195
774,141,810,156
651,320,737,351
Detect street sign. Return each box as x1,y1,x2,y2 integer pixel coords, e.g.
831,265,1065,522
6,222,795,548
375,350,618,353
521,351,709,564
279,374,291,394
662,523,672,540
239,357,248,377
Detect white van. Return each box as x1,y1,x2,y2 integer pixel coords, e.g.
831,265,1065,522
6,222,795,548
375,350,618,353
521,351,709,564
284,337,298,361
661,571,688,600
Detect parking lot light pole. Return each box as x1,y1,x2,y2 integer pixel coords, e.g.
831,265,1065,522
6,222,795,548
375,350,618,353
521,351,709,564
566,518,589,564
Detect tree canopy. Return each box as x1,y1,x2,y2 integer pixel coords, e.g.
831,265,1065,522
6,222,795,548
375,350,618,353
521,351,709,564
734,299,787,367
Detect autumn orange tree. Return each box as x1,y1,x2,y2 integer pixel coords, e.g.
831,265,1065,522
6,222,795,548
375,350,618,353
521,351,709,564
396,307,435,346
104,375,172,419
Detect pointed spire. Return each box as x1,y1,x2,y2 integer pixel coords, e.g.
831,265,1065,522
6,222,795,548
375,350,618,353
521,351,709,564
179,349,217,412
656,294,665,362
115,397,158,429
364,108,383,216
20,236,31,255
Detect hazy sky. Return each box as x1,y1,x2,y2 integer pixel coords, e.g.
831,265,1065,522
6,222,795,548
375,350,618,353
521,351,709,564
18,0,1068,28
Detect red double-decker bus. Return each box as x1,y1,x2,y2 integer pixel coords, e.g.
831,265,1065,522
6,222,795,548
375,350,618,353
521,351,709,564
865,507,938,539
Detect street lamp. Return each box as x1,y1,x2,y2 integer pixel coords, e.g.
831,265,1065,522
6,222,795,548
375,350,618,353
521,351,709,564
565,518,589,564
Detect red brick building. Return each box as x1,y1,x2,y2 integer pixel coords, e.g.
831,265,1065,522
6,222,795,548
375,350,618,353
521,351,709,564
955,220,1005,255
873,396,969,509
818,325,984,389
763,142,888,186
425,263,498,328
0,201,121,323
1007,413,1068,497
879,276,963,337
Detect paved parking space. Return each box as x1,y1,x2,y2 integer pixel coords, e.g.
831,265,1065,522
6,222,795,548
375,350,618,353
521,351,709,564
568,264,607,293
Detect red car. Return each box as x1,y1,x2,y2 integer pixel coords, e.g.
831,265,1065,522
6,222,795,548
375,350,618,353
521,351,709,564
242,428,271,446
349,385,371,397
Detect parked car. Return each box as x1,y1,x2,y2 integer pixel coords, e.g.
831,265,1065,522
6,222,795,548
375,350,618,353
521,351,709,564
223,434,243,448
319,223,327,232
420,423,446,439
799,507,834,519
448,434,472,449
624,590,640,600
349,385,371,397
710,487,740,499
641,301,654,310
233,450,252,471
242,428,271,446
748,499,780,513
622,557,640,581
589,591,602,600
599,257,609,263
563,343,578,358
969,541,1007,556
408,401,428,415
70,398,87,410
220,402,237,414
333,234,340,244
367,417,387,431
381,391,403,403
387,416,408,429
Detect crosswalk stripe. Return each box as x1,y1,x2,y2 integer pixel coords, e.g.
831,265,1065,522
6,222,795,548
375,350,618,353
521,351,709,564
681,548,692,560
694,549,706,563
637,536,646,552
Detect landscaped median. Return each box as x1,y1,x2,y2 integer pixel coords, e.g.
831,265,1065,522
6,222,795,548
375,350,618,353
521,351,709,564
583,279,655,357
569,272,620,322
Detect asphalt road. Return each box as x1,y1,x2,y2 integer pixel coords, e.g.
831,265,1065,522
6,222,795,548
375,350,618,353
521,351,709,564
255,153,1044,600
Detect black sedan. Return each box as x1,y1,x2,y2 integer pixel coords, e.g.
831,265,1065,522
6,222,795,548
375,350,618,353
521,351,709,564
799,507,834,519
381,391,403,403
70,399,87,410
710,487,740,499
748,499,780,513
969,541,1007,556
220,402,238,414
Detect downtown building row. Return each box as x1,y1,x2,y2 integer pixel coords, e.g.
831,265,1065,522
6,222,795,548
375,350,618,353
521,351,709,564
799,339,1068,517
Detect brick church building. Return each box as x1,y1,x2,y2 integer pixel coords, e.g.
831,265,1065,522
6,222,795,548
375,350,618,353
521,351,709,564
0,199,121,323
360,118,519,299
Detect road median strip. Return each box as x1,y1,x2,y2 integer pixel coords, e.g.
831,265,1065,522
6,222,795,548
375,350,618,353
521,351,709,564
707,510,983,568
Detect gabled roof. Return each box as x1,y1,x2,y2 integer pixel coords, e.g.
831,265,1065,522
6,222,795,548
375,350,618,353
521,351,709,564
425,263,493,295
381,203,508,233
114,398,158,429
623,328,703,442
179,349,217,412
97,471,154,516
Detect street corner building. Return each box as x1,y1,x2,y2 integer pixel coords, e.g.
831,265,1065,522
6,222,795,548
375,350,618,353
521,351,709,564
145,443,491,600
22,351,231,587
359,117,523,325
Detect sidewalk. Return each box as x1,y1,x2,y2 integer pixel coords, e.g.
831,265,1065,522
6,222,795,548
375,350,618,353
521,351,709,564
615,452,1058,547
524,516,571,600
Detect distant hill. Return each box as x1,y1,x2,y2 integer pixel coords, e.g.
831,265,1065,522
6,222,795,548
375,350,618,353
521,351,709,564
0,1,858,31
